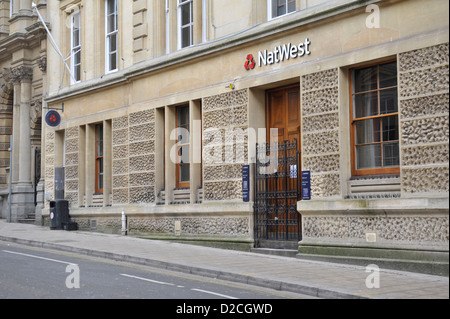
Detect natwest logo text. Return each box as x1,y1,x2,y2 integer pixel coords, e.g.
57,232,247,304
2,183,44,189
245,38,311,70
259,38,311,66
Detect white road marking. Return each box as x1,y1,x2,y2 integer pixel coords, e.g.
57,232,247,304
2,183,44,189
191,288,238,299
2,250,77,266
121,273,238,299
120,273,175,286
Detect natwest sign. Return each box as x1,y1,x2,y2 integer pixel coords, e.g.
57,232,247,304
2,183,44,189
245,38,311,70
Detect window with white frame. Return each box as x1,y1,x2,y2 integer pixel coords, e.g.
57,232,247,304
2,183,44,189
269,0,296,19
166,0,170,54
105,0,118,73
178,0,193,49
10,0,14,17
71,11,81,83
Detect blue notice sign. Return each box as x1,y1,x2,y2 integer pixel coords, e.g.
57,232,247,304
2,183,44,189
301,171,311,200
242,165,250,202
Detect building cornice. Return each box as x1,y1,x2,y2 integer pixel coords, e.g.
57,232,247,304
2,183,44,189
46,0,381,104
0,23,47,62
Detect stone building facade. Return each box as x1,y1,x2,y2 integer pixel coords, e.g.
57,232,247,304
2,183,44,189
0,0,47,223
19,0,450,270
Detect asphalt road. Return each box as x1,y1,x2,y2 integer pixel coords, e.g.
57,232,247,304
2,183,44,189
0,241,316,300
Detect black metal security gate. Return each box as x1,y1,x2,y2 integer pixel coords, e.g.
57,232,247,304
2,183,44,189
254,139,301,247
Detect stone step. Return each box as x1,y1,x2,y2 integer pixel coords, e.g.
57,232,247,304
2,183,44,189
18,214,36,225
251,248,298,258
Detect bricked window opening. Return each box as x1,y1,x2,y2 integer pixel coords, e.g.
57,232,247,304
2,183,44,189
95,123,104,193
350,60,400,176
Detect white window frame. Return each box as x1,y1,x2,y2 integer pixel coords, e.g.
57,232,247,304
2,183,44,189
105,0,118,73
177,0,194,50
268,0,296,20
70,11,81,84
165,0,170,54
202,0,207,43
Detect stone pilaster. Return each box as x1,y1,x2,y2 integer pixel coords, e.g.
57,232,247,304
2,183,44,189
4,65,35,222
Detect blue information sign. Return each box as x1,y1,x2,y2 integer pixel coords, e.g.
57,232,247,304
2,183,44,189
301,171,311,200
242,165,250,202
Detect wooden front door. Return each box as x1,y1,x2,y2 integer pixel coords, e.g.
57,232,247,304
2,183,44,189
254,84,301,246
266,84,300,147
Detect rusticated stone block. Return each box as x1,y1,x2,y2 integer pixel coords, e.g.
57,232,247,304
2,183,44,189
303,130,339,155
113,145,128,159
303,215,449,243
402,144,449,167
45,155,54,166
65,127,79,139
127,216,250,236
113,128,128,145
400,93,448,119
402,166,449,194
203,105,248,129
302,112,339,133
65,180,79,191
301,68,338,92
311,172,340,198
202,89,248,112
46,131,55,141
65,192,78,207
301,87,339,116
45,140,54,154
129,154,154,172
113,188,129,204
204,180,242,201
113,175,128,188
65,138,78,153
45,166,54,180
129,122,155,142
129,186,155,203
303,154,340,173
399,43,449,72
129,109,155,124
112,116,128,130
129,140,155,156
65,153,78,166
65,165,78,180
203,143,248,165
129,172,155,187
401,116,449,146
399,65,449,98
113,159,129,175
204,164,242,181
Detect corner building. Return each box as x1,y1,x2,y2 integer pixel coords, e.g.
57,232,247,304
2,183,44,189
0,0,47,224
43,0,449,269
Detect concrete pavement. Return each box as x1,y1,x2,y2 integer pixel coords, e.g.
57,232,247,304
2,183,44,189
0,219,448,299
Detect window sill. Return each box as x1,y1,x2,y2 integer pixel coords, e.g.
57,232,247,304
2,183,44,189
348,175,401,198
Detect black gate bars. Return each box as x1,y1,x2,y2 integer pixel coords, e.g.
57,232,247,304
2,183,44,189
254,139,302,246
